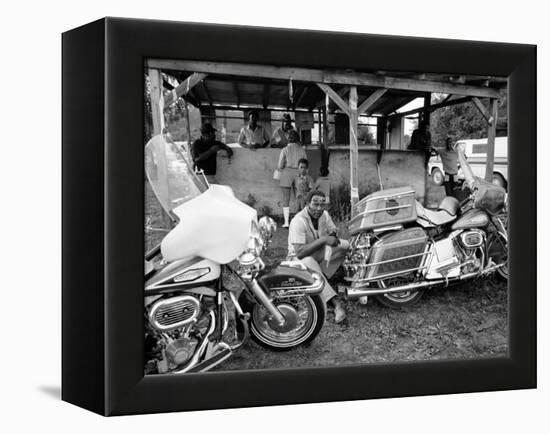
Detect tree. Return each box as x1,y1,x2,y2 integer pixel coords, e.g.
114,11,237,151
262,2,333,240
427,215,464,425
429,93,508,146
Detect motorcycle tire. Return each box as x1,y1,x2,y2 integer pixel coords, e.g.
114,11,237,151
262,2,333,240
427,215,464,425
375,290,424,309
240,294,325,351
487,232,508,281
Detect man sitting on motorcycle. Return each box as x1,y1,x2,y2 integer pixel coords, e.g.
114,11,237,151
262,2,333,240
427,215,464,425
287,190,349,323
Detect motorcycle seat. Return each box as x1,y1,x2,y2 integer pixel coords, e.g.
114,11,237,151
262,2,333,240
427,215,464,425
415,199,458,228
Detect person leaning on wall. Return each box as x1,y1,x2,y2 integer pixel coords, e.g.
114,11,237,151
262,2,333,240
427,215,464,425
237,110,270,150
275,129,307,228
270,113,296,148
438,136,459,197
191,123,233,185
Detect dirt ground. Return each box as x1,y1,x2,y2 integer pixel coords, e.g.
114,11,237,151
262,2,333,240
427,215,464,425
145,177,508,372
212,223,508,372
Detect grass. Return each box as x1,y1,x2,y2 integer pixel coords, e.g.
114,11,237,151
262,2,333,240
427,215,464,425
145,180,508,372
212,226,508,371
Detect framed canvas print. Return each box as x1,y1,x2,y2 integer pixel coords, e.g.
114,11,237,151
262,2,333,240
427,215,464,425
62,17,536,416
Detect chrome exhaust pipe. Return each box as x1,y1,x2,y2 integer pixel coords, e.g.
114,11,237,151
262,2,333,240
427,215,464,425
345,263,504,300
172,311,216,374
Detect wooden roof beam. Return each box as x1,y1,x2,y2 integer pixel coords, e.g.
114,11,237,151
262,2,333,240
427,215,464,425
357,89,387,116
315,86,349,108
316,83,351,116
201,81,213,106
390,96,472,118
471,97,496,125
294,85,309,108
148,59,500,99
164,72,207,106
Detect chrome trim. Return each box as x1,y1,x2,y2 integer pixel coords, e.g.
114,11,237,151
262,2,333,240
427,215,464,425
373,225,403,233
172,311,216,374
270,272,325,298
174,267,211,282
361,190,415,203
344,262,504,299
248,279,286,326
148,295,200,331
344,250,431,283
350,203,413,223
228,291,249,350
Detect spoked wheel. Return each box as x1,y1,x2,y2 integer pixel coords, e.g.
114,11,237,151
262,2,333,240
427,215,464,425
487,231,508,281
374,277,424,309
243,295,325,351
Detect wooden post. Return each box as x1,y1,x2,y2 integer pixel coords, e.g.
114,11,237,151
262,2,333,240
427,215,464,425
148,68,173,227
485,98,499,182
323,102,329,147
318,107,323,146
148,68,165,135
349,86,359,214
423,92,431,126
184,100,192,153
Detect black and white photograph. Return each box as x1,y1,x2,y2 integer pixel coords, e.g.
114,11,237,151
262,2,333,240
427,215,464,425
143,57,509,375
5,0,545,430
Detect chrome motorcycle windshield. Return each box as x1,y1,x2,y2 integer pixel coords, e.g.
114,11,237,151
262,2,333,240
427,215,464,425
144,134,257,264
145,134,207,216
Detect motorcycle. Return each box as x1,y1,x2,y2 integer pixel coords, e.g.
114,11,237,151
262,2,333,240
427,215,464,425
342,142,508,308
144,135,326,374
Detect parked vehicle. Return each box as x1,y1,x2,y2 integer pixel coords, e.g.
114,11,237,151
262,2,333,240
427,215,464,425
144,134,325,374
343,141,508,308
429,137,508,190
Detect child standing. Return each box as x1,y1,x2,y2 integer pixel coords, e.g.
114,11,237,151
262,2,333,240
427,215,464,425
314,167,331,205
294,158,314,210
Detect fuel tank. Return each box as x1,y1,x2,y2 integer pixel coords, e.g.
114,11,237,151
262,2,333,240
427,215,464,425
145,257,221,293
451,208,489,231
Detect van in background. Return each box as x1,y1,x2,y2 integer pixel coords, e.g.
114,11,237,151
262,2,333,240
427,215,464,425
429,137,508,190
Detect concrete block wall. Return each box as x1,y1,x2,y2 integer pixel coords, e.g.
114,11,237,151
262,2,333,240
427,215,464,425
215,147,426,215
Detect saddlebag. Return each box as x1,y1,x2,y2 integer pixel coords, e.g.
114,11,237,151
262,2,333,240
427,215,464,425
350,186,417,234
365,227,428,280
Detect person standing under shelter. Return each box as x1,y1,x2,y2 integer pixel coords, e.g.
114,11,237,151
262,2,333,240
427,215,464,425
294,158,314,210
408,120,432,165
191,123,233,184
287,190,348,323
276,129,307,227
437,137,459,197
314,167,331,205
270,113,296,148
237,110,270,149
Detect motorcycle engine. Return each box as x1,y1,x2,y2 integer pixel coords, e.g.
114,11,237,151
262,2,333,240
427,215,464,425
424,230,484,279
148,294,201,332
145,294,209,374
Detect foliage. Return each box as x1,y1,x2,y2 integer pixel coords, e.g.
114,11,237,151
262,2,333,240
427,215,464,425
358,126,377,146
429,93,508,146
429,96,486,146
328,183,351,222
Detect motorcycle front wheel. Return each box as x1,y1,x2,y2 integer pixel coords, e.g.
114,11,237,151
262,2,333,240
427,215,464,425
487,231,508,280
242,294,325,351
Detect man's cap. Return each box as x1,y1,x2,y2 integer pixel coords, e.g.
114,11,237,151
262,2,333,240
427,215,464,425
282,113,293,122
200,123,217,134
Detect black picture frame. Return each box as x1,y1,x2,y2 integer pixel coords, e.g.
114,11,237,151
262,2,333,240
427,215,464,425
62,17,536,416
